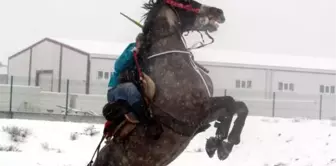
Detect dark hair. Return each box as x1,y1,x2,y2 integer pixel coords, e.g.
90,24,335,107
136,33,144,43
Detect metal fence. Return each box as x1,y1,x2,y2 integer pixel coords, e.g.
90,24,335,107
0,76,103,121
0,75,335,122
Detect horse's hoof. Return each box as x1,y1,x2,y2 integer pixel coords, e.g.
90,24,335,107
217,141,234,161
205,137,218,158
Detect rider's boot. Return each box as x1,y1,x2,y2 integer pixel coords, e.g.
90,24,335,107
102,100,129,121
130,99,151,124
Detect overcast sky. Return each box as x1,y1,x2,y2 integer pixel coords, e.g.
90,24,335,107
0,0,335,64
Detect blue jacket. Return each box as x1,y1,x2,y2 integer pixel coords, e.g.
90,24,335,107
108,43,136,88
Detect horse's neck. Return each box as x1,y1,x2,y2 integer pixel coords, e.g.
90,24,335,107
144,8,188,53
149,36,186,54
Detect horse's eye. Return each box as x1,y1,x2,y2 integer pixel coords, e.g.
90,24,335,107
209,7,223,15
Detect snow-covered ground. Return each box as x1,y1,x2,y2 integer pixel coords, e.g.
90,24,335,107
0,116,335,166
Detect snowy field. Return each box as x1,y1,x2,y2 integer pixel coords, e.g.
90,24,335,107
0,116,335,166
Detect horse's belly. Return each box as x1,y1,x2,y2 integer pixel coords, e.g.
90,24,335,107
149,60,212,138
98,127,193,166
155,82,209,124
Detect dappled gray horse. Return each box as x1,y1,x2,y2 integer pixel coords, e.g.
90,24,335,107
93,0,248,165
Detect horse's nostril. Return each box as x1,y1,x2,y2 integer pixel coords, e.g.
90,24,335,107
217,9,223,14
220,16,225,23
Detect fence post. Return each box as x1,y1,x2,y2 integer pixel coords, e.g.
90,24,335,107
272,92,276,117
9,76,13,119
319,94,323,120
64,79,70,121
224,89,227,96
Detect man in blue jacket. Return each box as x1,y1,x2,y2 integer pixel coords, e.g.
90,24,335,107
103,33,149,124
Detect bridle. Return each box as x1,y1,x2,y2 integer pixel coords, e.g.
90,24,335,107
146,0,214,59
165,0,215,49
165,0,200,13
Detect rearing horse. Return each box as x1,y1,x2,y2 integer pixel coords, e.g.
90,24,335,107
93,0,249,165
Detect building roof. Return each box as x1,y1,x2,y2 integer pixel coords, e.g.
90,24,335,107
8,37,129,61
49,37,336,71
49,37,128,58
10,37,336,72
192,48,336,72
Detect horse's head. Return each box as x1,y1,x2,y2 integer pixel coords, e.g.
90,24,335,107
173,0,225,32
142,0,225,34
138,0,225,69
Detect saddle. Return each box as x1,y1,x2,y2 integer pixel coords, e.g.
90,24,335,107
104,73,157,140
119,71,156,102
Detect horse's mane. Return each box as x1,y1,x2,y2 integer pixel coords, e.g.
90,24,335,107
137,0,182,73
137,0,166,73
141,0,165,35
141,0,160,19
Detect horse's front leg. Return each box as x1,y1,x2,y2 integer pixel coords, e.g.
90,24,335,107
203,96,249,161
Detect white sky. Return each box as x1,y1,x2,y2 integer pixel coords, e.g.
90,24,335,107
0,0,335,64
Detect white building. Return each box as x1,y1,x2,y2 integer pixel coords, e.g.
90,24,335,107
7,37,336,97
7,37,129,94
191,48,336,97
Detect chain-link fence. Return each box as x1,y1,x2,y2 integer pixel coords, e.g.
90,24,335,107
0,75,335,122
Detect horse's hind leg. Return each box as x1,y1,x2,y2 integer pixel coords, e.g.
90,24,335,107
204,96,249,161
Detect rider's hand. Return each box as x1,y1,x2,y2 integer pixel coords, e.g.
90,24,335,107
131,47,138,53
140,76,146,84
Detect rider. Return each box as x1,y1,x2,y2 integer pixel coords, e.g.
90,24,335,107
103,33,149,127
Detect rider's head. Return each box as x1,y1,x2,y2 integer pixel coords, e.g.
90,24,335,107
136,33,144,49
